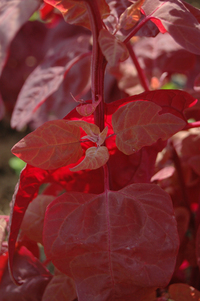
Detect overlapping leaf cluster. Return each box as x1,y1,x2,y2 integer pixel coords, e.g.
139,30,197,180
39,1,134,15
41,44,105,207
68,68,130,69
1,0,200,300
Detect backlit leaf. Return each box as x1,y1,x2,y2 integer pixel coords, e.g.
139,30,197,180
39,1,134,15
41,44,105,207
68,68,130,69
142,0,200,54
44,0,110,29
112,101,186,155
70,146,109,171
11,120,82,170
119,0,145,30
98,29,129,67
0,246,52,300
43,183,179,301
8,165,49,284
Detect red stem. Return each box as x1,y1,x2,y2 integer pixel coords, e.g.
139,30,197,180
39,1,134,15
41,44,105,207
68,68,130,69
126,42,149,92
84,0,107,132
123,16,150,44
170,141,190,210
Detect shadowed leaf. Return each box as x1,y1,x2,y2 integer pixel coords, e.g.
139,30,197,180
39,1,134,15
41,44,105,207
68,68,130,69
98,29,129,66
0,0,40,75
42,270,77,301
20,195,55,244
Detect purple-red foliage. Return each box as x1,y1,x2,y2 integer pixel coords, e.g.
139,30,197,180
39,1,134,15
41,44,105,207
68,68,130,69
1,0,200,300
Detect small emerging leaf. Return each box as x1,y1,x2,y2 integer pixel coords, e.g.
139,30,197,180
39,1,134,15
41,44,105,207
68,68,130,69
11,120,82,170
112,101,186,155
70,146,109,171
119,0,145,30
76,98,101,117
98,29,129,67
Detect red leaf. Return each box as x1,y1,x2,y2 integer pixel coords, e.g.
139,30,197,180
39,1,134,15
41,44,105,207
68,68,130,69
0,246,52,300
105,90,197,121
11,36,91,130
8,165,49,284
76,97,101,117
42,270,77,301
70,146,109,171
11,120,82,170
142,0,200,54
118,0,145,30
168,283,200,301
43,184,179,300
20,195,55,244
112,100,185,155
98,29,129,66
0,0,40,75
44,0,110,29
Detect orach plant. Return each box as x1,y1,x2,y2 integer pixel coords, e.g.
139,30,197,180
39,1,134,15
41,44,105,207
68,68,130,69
1,0,200,300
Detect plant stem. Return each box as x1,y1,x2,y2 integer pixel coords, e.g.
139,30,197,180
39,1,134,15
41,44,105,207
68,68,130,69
84,0,107,132
123,16,150,44
170,141,190,210
126,41,149,92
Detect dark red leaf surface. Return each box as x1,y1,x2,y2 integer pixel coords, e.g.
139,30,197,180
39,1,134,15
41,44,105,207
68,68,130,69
142,0,200,54
42,269,77,301
44,183,179,301
11,35,91,130
0,0,41,75
0,246,52,301
20,195,55,244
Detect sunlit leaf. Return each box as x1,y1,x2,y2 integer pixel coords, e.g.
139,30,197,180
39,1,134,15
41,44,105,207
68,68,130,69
11,120,82,170
112,101,186,155
70,146,109,171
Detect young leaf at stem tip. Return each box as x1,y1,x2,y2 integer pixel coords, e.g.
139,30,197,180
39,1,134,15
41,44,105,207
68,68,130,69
70,146,109,171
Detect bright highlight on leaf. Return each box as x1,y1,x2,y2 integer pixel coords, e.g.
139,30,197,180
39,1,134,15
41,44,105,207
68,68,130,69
119,0,145,30
112,101,186,155
70,146,109,171
44,0,110,29
11,120,82,170
98,29,129,66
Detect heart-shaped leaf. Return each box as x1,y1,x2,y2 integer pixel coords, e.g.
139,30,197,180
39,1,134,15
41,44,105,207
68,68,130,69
70,146,109,171
11,120,82,170
44,183,179,300
112,101,186,155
